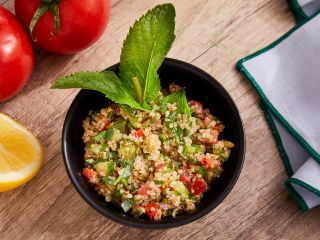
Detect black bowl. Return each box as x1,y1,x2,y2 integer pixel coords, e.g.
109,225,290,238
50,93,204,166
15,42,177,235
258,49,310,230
62,58,245,229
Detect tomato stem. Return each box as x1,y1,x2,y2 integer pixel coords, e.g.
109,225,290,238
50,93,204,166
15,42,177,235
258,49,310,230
29,0,61,39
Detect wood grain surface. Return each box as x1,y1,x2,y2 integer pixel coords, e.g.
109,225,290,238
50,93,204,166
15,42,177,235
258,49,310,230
1,0,319,239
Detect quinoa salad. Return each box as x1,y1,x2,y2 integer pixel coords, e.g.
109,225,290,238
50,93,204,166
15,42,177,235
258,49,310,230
81,83,234,220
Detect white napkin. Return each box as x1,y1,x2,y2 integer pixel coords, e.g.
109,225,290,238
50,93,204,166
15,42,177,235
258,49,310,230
237,11,320,210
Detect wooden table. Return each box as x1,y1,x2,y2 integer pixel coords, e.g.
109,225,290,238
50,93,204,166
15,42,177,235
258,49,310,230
1,0,319,239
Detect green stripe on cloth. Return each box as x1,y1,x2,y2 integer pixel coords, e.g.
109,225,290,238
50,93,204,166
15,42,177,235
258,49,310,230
287,0,309,22
259,102,294,176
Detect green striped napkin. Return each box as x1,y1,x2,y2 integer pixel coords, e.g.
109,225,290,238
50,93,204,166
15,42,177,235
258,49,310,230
288,0,320,22
237,0,320,211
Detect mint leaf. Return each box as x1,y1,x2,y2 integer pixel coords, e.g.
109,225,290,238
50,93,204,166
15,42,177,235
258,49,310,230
120,4,176,104
161,89,191,117
51,71,145,110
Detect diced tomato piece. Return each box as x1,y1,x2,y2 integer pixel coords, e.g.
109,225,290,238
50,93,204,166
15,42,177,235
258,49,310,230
179,166,189,185
198,129,218,144
201,157,220,170
203,115,214,128
201,157,208,166
213,124,224,132
190,100,205,120
137,184,150,196
145,203,158,219
132,129,144,138
156,163,166,171
97,114,111,131
82,168,97,181
189,178,206,195
179,175,188,185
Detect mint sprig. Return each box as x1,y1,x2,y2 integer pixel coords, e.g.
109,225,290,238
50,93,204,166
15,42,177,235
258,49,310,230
119,4,175,104
52,4,190,115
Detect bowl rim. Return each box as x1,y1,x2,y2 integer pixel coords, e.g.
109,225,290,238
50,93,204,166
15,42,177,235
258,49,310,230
62,58,246,229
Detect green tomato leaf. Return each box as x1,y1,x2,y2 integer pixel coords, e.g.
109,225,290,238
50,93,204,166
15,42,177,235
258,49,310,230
51,71,146,110
119,4,176,104
161,89,191,117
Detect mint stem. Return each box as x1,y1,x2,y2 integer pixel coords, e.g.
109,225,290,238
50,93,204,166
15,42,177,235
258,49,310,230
132,77,143,103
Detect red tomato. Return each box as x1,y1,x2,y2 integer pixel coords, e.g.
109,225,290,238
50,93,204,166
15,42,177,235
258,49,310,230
137,184,150,196
82,168,97,181
14,0,110,54
132,129,144,138
0,7,34,102
145,203,158,219
189,178,206,195
179,166,189,185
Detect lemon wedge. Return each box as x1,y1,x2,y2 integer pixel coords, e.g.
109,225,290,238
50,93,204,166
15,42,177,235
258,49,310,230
0,113,44,192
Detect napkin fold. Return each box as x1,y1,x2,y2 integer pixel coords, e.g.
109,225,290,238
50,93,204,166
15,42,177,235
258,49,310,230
237,5,320,211
288,0,320,22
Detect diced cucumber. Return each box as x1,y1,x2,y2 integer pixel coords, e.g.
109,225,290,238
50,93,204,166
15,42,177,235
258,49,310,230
134,207,145,218
174,190,181,196
172,181,190,199
112,190,121,204
188,158,197,164
95,160,114,176
100,142,108,152
184,144,205,154
104,128,114,141
154,180,165,185
219,149,229,161
142,119,151,128
90,144,101,154
111,129,122,142
93,129,114,143
93,131,107,143
95,161,109,175
120,178,128,188
118,159,132,167
118,141,136,160
106,161,115,176
121,199,133,212
114,119,126,133
129,118,140,129
85,158,95,165
102,176,116,192
102,176,114,185
197,166,207,177
159,134,167,141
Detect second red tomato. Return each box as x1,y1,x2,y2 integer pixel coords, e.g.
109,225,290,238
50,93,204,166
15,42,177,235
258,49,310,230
14,0,110,54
